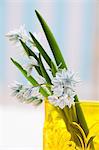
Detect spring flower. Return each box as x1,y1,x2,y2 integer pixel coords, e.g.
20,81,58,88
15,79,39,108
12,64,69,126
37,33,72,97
10,81,27,102
52,68,80,89
10,81,25,96
48,88,75,109
48,96,59,107
6,24,30,44
6,25,44,56
6,25,47,57
25,56,38,77
48,69,80,109
61,88,75,108
23,86,44,105
10,81,44,105
23,86,40,99
24,86,44,105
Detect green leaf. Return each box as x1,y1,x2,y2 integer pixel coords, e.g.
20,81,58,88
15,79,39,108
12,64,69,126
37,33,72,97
50,61,57,77
35,66,42,76
35,10,67,69
39,87,49,97
29,32,51,65
11,58,49,97
11,58,38,86
20,39,38,60
74,95,89,136
38,54,52,84
20,39,42,76
29,32,57,76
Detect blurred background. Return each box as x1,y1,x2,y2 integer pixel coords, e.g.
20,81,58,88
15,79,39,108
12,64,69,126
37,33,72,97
0,0,99,150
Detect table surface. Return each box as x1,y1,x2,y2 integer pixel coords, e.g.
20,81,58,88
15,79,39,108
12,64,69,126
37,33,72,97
0,147,42,150
0,105,44,150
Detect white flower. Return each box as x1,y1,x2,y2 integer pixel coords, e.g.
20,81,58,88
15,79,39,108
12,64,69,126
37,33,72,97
6,24,30,44
57,96,66,109
23,86,40,99
10,81,44,105
6,26,42,57
23,86,44,105
52,84,63,97
25,56,38,77
10,81,27,102
48,88,75,109
48,68,80,109
16,90,26,102
63,89,75,108
53,68,80,89
10,81,24,96
48,96,59,107
52,69,80,96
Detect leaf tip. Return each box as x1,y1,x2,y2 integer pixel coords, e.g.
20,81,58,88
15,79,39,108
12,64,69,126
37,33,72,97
19,39,22,43
35,10,41,19
29,32,33,39
10,57,13,61
35,10,38,15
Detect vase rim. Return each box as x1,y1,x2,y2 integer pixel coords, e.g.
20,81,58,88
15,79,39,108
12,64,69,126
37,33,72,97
77,100,99,102
75,100,99,105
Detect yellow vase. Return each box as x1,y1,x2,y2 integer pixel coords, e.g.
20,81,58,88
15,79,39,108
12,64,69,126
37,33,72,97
43,101,99,150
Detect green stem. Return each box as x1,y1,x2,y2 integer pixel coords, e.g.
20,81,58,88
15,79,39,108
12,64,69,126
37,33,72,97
70,105,78,122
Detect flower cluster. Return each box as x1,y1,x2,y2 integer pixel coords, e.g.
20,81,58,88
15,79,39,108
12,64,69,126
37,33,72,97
6,25,47,76
6,24,80,109
10,80,45,105
6,25,31,44
48,69,80,109
6,25,44,49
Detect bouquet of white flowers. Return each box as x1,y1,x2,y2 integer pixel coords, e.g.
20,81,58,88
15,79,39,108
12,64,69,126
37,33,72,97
6,10,98,150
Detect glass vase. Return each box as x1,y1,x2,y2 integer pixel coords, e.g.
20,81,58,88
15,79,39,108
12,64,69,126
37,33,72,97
43,101,99,150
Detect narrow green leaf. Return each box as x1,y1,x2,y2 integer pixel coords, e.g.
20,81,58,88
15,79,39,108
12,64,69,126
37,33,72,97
29,32,51,66
20,39,38,60
39,54,52,84
35,66,42,76
11,58,38,86
39,87,49,97
11,58,49,97
35,10,67,69
20,39,42,76
29,32,57,76
50,61,57,77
